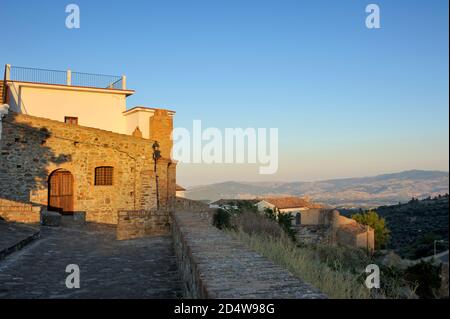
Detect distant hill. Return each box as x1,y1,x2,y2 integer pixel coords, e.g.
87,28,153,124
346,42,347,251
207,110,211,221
185,170,449,208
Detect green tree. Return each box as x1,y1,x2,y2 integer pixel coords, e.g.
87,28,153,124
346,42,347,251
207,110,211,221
263,208,296,242
405,260,441,299
352,210,390,249
263,208,277,221
277,212,297,242
213,208,232,230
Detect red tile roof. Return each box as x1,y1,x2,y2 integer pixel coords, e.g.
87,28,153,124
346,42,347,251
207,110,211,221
260,196,322,209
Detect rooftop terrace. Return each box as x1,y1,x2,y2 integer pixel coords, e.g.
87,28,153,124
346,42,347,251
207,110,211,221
3,64,127,90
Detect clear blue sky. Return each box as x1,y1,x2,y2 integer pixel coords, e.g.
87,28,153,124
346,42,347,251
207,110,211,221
1,0,448,186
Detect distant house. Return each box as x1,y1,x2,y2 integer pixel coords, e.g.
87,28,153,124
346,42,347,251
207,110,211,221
255,197,322,223
209,196,322,222
209,199,259,210
176,184,186,198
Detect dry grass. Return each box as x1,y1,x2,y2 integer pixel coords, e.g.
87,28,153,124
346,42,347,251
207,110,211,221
225,211,413,299
232,211,284,239
232,229,372,299
230,212,372,298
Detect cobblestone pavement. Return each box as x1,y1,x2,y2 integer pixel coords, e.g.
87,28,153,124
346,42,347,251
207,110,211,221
0,223,182,299
0,221,39,259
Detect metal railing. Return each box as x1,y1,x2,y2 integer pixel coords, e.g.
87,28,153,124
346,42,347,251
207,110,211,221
5,65,126,90
9,66,67,85
71,71,123,89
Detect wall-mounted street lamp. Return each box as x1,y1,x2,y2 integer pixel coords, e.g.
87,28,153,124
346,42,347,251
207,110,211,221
152,141,161,210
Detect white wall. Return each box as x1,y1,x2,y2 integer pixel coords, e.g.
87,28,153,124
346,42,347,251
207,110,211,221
8,82,130,134
256,200,276,212
123,108,155,139
256,200,308,214
176,190,186,198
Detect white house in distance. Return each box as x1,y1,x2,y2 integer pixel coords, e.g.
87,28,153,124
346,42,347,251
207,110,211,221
1,64,174,139
209,199,260,210
256,196,322,214
255,197,323,225
176,184,186,198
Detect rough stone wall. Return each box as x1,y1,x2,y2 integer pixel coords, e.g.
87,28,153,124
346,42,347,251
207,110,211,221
116,210,170,240
294,225,330,244
299,209,339,226
335,227,357,247
149,109,173,159
0,199,40,223
0,112,176,224
171,210,327,299
0,80,5,104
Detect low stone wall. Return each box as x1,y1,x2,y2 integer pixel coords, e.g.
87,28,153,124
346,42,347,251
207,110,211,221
116,210,170,240
171,210,326,299
294,225,329,244
175,197,216,223
0,199,40,223
175,197,213,213
300,209,337,225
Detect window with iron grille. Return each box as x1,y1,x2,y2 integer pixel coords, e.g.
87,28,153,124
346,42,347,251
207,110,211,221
95,166,113,185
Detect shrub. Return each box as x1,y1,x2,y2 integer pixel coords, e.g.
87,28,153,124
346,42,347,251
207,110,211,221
405,260,441,299
232,211,284,239
262,208,297,242
237,201,258,213
277,212,297,242
212,208,232,230
405,232,447,259
263,208,277,220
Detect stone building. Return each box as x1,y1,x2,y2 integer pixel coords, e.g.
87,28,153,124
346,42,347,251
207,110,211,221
0,64,176,225
295,208,375,252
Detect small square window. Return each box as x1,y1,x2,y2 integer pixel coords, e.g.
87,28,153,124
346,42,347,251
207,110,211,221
95,166,113,185
65,117,78,125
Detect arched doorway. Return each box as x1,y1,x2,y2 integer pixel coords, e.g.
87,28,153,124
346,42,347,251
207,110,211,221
48,169,74,214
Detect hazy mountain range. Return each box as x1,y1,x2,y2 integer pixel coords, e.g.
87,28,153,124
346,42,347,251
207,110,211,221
185,170,449,208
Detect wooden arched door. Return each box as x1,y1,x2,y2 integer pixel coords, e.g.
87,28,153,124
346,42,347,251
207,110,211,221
48,170,74,214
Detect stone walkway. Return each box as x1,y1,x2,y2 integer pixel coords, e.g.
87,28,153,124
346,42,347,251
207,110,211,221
0,221,40,260
0,223,182,298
